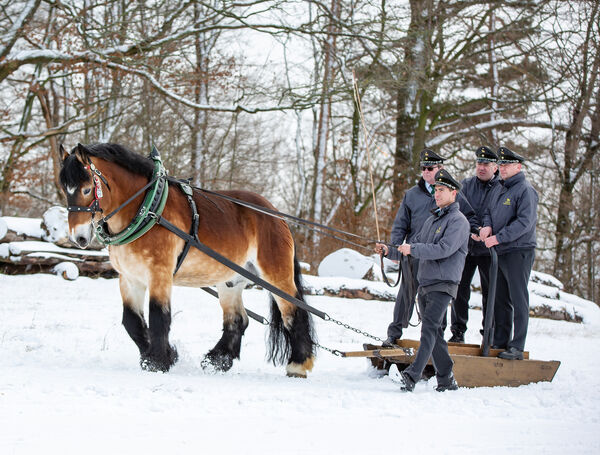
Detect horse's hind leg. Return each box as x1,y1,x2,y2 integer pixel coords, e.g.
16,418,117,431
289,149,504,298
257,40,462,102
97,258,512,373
265,258,316,378
120,276,150,355
201,283,249,372
269,295,315,378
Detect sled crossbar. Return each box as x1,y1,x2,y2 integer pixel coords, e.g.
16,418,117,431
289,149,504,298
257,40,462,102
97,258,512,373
341,339,530,359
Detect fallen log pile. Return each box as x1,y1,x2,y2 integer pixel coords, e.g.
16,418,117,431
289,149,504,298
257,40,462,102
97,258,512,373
0,208,116,280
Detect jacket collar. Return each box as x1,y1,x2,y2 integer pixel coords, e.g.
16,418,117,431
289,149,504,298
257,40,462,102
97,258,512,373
432,201,459,217
502,171,525,189
477,172,500,187
418,177,433,197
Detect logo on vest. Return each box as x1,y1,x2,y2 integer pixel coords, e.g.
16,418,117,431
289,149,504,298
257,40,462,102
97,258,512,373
503,197,511,206
435,226,441,234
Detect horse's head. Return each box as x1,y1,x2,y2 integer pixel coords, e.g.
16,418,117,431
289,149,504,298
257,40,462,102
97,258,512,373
59,143,110,248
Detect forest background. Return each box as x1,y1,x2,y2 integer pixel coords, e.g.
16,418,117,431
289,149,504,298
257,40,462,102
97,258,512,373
1,0,598,304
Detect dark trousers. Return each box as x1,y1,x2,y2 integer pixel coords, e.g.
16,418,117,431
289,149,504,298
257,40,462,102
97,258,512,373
450,254,491,335
493,249,535,351
387,255,419,339
405,291,454,384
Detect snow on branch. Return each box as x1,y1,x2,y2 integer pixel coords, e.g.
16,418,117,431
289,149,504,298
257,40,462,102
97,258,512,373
0,109,104,143
0,0,41,60
426,117,571,148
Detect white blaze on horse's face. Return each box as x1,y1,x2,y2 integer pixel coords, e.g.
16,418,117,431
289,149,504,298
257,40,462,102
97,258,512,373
65,182,97,249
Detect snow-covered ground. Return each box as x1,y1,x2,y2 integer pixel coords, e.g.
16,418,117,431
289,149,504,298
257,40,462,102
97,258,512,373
1,273,599,454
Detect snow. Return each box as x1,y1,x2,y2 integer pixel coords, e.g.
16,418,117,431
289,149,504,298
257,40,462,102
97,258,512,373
2,216,45,238
1,273,599,454
304,274,396,300
52,261,79,280
42,206,69,243
531,270,564,290
3,240,107,257
317,247,375,279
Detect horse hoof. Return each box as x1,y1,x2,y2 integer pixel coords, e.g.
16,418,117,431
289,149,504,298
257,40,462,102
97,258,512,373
201,351,233,372
285,358,314,378
286,371,307,379
140,345,178,372
140,358,169,372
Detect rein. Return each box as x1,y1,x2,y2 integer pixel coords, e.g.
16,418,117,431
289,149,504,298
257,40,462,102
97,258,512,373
194,187,395,254
194,186,402,288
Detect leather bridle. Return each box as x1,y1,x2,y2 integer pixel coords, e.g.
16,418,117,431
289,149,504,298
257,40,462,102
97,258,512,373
66,160,111,215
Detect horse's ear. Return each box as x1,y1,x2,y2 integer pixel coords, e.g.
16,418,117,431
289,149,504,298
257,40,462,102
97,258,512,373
74,143,89,164
59,144,69,164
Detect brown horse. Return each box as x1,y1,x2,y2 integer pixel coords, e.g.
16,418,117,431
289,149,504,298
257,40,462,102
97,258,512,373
59,142,315,377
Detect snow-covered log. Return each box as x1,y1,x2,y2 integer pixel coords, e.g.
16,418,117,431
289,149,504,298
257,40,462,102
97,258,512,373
52,262,80,281
0,210,114,279
0,217,6,240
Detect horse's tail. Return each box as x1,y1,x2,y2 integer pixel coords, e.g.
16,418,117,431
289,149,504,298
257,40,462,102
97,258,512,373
267,253,316,366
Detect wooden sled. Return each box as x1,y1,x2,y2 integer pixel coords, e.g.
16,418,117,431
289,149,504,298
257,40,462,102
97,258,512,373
343,249,560,387
342,340,560,388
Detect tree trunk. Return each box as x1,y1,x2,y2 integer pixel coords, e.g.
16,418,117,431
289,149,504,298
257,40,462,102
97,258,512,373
392,0,433,201
310,0,340,225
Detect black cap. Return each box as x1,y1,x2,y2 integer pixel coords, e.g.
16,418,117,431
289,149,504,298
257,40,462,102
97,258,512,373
420,149,444,167
497,146,525,164
475,146,498,163
434,169,461,191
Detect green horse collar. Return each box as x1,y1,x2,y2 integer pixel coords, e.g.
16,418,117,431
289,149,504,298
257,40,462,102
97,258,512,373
94,147,169,246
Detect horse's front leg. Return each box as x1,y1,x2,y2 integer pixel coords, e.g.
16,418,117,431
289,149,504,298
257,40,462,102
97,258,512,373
120,276,150,355
141,275,178,372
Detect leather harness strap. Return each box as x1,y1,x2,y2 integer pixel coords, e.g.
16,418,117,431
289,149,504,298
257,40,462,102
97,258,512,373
170,177,200,276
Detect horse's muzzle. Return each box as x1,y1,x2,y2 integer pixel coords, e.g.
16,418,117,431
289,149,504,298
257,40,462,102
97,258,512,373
70,223,93,249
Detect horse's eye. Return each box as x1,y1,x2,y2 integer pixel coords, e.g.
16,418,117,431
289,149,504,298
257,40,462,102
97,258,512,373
82,188,92,196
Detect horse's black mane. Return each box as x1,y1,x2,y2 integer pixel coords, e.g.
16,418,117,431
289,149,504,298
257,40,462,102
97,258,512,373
82,143,154,178
60,143,154,189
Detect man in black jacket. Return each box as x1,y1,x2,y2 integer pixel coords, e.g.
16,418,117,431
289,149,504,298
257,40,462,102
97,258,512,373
448,146,501,343
383,150,478,347
376,169,470,392
480,147,538,360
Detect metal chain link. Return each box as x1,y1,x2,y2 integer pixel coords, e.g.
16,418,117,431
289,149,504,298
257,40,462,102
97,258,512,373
310,314,386,357
315,342,344,357
323,314,384,343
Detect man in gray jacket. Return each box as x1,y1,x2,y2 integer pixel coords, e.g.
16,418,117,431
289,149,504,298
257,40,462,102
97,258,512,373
448,146,501,343
480,147,538,360
376,169,470,392
383,149,477,347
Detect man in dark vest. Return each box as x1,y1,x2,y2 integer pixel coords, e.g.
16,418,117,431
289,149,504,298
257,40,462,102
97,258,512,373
382,149,478,347
480,147,538,360
376,169,470,391
448,146,501,343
